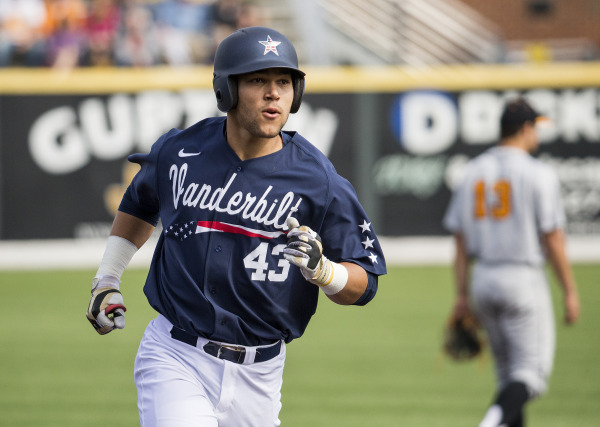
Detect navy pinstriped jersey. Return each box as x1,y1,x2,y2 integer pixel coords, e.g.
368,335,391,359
119,116,387,346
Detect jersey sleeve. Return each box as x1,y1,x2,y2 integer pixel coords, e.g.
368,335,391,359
443,179,467,234
318,175,387,278
118,132,172,226
534,164,566,233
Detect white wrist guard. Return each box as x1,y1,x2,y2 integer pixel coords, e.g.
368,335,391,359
309,258,349,295
92,235,138,290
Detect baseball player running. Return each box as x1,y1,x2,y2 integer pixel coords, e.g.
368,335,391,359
85,26,387,426
443,98,580,427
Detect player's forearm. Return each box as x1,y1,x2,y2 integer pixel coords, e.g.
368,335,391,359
451,233,472,317
93,211,154,287
326,262,368,305
543,229,580,323
453,233,469,297
92,211,155,288
543,229,577,295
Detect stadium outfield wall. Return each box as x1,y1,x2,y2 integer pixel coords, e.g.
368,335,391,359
0,235,598,270
1,63,599,267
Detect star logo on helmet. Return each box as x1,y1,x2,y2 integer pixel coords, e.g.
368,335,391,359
259,35,281,56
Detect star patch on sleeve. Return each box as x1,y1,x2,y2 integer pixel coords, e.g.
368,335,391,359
357,219,379,264
368,252,379,264
358,219,371,233
361,236,375,249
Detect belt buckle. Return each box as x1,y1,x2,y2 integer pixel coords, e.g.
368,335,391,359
217,344,246,363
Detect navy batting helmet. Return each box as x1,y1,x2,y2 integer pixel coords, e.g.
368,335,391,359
213,26,305,113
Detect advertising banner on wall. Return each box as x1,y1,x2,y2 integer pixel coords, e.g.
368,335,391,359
373,88,600,236
0,90,345,239
1,67,599,239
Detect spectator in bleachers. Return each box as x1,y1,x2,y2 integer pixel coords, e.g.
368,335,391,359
207,0,238,29
0,0,47,66
114,0,160,67
236,1,268,29
43,0,88,68
204,0,239,63
0,0,272,68
204,0,270,64
82,0,121,66
151,0,212,65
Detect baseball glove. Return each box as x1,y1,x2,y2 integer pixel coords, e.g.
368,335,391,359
443,312,483,361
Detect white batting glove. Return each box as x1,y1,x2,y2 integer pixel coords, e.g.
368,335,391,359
86,275,126,335
283,217,348,295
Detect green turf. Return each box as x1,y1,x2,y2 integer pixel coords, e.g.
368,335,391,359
0,265,598,426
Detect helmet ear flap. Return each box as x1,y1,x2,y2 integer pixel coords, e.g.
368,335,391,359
227,76,238,111
213,75,238,112
291,75,305,114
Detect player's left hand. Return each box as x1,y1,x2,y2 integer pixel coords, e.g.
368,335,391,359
443,311,484,361
283,217,331,286
564,291,580,325
86,286,127,335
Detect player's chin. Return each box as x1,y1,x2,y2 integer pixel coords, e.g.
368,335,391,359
259,129,283,139
258,120,287,138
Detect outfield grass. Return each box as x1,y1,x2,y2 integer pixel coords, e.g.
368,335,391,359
0,265,598,426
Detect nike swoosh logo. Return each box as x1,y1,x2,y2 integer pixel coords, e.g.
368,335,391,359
178,149,201,157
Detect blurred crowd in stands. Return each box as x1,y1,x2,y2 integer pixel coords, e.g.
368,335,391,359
0,0,268,68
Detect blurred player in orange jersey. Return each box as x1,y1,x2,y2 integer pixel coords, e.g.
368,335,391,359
443,97,580,427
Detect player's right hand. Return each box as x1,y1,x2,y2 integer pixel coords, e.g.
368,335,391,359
86,287,126,335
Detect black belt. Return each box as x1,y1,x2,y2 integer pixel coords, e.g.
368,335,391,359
169,326,281,364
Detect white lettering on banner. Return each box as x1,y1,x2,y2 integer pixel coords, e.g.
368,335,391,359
181,90,226,129
394,89,600,155
525,89,559,143
136,91,186,152
373,154,446,198
284,103,338,156
399,92,457,155
538,154,600,224
25,88,600,175
440,153,600,234
459,91,504,145
374,151,600,234
29,91,217,174
28,90,338,175
80,95,134,159
443,154,470,190
169,164,302,230
29,106,90,174
558,89,600,142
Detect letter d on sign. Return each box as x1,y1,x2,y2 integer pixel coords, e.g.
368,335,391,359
390,91,458,155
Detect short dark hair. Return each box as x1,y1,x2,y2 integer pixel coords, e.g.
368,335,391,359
500,98,540,139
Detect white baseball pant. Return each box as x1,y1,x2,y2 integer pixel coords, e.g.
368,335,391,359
471,263,555,398
134,315,285,426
